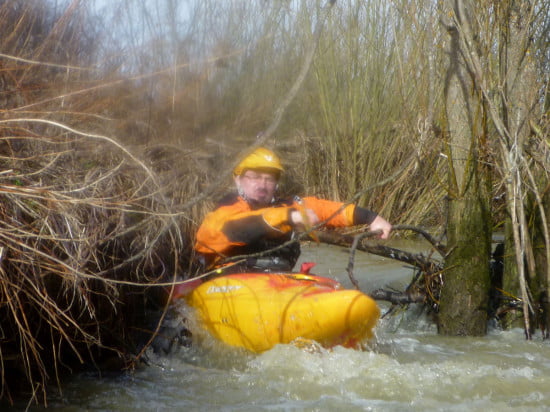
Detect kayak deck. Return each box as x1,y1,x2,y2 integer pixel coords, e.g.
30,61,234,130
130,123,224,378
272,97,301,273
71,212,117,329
184,272,380,352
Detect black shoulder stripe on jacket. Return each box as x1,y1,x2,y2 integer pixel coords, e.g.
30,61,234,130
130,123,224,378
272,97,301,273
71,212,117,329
223,215,274,243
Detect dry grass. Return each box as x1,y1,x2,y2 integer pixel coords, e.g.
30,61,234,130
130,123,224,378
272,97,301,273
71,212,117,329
0,120,195,404
0,1,199,404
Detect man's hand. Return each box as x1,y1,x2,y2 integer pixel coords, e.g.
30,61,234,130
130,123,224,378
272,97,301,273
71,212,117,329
370,215,392,239
290,208,320,227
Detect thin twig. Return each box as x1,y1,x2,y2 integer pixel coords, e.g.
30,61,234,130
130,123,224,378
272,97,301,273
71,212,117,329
392,224,448,256
346,230,381,290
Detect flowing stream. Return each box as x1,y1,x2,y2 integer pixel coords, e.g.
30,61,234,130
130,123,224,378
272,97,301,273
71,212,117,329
40,241,550,411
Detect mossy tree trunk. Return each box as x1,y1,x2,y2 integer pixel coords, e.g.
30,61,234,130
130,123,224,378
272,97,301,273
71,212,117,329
437,0,492,336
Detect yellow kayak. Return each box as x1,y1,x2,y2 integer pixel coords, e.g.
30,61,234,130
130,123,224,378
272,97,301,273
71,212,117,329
184,272,380,353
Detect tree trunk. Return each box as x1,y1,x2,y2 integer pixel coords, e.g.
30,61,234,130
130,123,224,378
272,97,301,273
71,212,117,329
501,218,523,328
437,0,492,336
439,197,491,335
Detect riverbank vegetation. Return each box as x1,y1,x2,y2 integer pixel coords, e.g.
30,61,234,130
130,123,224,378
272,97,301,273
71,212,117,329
1,0,548,406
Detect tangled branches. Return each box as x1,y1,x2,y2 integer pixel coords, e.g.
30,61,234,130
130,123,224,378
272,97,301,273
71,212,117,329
0,121,189,405
315,225,445,314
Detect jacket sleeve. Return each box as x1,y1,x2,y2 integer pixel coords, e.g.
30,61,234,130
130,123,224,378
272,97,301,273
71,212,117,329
301,197,378,227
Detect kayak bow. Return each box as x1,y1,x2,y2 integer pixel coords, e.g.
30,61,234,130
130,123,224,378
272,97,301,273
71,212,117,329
184,272,380,352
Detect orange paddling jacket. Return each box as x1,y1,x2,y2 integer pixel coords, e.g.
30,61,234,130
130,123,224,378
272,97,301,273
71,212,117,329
195,193,378,271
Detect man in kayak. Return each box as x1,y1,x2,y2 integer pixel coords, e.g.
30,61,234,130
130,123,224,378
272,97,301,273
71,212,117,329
194,147,392,273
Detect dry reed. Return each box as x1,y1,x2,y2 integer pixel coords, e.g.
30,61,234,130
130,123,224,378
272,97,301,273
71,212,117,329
0,120,195,405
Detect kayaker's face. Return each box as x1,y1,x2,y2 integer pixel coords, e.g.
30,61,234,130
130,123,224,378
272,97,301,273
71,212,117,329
235,170,278,206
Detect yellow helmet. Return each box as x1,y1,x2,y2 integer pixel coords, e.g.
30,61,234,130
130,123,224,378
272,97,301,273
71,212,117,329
233,147,284,177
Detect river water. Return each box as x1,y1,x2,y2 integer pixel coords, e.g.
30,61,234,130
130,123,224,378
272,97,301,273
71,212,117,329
41,241,550,411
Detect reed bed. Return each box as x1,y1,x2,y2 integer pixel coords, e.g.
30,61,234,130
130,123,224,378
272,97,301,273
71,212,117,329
0,121,198,405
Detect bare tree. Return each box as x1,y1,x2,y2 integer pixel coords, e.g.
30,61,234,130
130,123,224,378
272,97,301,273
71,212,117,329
437,0,549,338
